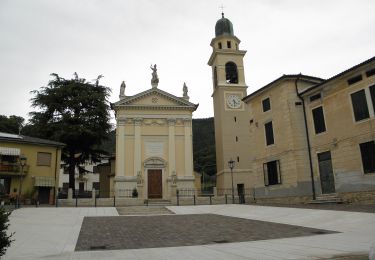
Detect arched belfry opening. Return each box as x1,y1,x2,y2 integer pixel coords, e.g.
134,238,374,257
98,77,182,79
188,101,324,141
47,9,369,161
214,66,218,88
225,62,238,84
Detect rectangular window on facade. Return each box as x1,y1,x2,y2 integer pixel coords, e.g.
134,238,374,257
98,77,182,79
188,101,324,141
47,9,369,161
62,182,69,191
93,182,100,190
262,98,271,112
264,121,274,146
309,93,321,102
312,106,326,134
359,141,375,174
366,68,375,78
351,89,370,121
227,41,231,48
347,75,363,85
37,152,52,166
263,160,281,186
370,85,375,113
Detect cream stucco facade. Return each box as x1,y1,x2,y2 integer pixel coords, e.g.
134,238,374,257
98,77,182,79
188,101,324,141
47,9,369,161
211,14,375,203
112,75,198,200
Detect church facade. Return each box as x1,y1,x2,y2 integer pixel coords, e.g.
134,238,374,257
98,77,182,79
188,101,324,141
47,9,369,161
111,66,198,199
210,13,375,203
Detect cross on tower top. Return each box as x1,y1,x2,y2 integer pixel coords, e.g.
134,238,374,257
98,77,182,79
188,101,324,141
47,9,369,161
220,4,225,18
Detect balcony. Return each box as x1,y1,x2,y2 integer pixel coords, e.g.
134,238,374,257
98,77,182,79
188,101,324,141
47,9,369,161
0,163,29,176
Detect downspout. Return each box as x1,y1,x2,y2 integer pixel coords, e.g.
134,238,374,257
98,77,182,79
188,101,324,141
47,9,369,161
54,147,59,204
295,75,316,200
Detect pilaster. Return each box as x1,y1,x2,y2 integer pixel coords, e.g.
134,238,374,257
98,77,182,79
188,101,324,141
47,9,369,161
184,118,193,176
168,118,176,177
116,118,126,177
134,118,143,177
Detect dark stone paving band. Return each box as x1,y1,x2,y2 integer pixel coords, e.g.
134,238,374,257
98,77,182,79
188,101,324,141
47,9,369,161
75,214,337,251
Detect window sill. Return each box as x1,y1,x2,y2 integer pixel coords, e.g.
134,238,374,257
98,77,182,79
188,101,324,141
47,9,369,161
354,117,373,124
314,131,327,136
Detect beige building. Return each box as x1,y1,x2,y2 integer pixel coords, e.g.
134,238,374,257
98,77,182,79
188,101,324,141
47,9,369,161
111,67,198,199
301,58,375,202
211,13,375,202
0,132,63,204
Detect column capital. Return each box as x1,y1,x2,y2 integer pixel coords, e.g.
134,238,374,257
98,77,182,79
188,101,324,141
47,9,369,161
134,117,144,126
167,118,176,126
183,118,191,126
117,118,127,126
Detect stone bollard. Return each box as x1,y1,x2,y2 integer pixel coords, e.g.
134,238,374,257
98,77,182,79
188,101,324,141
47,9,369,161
170,185,177,197
92,189,96,207
213,187,217,197
137,185,143,199
68,188,73,199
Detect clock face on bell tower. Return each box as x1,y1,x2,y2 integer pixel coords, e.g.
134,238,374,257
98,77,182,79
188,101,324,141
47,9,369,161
226,94,241,109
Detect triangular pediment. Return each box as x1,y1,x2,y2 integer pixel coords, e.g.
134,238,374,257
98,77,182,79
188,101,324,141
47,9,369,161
112,88,198,111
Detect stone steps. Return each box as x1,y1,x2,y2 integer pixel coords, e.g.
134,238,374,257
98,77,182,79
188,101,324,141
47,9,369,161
310,193,343,204
145,199,172,206
116,206,174,215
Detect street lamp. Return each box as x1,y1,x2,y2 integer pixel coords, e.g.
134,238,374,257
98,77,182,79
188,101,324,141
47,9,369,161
228,159,235,203
17,155,27,208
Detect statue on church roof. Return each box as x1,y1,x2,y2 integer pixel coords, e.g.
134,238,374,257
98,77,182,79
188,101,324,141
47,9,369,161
119,81,126,99
183,82,189,100
150,64,159,88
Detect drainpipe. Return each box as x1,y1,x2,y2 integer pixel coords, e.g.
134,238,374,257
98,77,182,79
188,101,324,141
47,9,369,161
295,75,316,200
54,147,59,204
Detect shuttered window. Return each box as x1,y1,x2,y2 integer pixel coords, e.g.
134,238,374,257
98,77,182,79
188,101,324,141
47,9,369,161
351,90,369,121
359,141,375,174
263,160,281,186
37,152,52,166
264,121,274,146
312,106,326,134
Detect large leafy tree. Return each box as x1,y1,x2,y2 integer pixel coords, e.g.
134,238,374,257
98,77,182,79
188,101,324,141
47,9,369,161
29,73,112,190
0,115,24,134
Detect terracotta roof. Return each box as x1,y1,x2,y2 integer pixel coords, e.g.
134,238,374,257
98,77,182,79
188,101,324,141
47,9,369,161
243,74,324,102
300,56,375,95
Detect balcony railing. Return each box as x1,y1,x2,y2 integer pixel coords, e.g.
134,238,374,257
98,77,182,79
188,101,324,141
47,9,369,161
0,163,29,175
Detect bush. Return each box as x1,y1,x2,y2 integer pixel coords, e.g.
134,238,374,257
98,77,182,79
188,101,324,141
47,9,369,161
132,188,138,198
0,208,13,257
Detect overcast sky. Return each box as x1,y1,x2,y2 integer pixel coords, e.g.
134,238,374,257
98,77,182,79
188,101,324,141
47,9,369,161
1,0,374,124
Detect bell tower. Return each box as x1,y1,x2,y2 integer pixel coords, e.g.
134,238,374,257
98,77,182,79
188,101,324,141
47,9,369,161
208,13,249,189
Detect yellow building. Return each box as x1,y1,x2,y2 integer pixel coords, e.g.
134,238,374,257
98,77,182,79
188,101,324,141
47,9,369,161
0,132,64,204
210,13,375,203
111,66,198,200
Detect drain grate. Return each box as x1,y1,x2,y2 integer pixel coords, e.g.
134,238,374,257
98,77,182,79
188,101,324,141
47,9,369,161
312,230,328,234
213,240,229,243
90,245,107,250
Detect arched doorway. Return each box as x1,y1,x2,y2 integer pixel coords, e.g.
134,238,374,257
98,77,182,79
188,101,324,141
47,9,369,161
143,157,167,199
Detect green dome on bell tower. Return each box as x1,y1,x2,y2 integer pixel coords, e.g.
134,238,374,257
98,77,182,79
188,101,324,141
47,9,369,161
215,13,234,37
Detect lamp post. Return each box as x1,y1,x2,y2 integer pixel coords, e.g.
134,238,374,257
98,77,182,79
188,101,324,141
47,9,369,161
228,159,235,203
17,155,27,208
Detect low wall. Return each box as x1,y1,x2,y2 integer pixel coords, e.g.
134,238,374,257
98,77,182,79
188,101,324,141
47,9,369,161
58,198,145,207
339,190,375,204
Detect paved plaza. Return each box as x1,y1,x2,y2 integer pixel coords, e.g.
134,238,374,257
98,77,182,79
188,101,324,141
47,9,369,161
4,204,375,259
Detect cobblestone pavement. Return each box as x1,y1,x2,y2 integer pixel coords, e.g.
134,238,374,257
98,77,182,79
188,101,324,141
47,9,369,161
116,206,174,215
75,213,336,251
253,203,375,213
